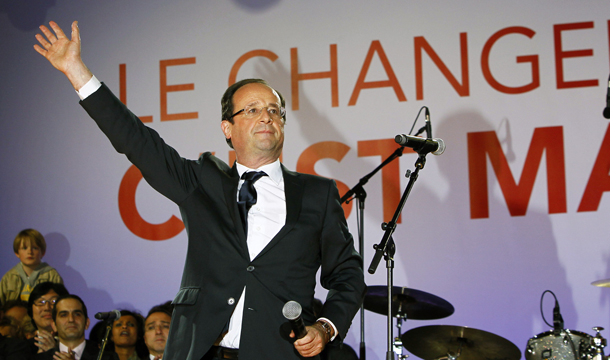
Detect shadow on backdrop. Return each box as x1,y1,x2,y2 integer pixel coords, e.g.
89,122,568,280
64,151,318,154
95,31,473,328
230,0,280,12
0,0,56,32
43,232,131,336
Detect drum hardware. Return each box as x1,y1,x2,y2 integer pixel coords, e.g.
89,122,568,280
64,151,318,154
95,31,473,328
363,286,454,320
401,325,521,360
364,286,454,359
589,327,606,360
527,290,608,360
393,315,409,360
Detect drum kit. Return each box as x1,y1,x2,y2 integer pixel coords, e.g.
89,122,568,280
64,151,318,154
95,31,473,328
363,281,610,360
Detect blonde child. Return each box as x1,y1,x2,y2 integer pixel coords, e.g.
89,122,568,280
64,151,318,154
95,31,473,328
0,229,63,304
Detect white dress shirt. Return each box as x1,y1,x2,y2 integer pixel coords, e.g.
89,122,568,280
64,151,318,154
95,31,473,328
58,340,86,360
220,160,286,348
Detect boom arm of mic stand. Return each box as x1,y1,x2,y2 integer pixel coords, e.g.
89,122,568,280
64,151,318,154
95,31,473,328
369,156,423,274
341,147,405,204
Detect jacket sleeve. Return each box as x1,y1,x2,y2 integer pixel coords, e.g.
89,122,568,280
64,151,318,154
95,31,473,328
79,83,200,204
318,179,366,340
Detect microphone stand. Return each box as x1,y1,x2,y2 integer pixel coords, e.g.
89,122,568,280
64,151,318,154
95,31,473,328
341,146,406,360
96,321,113,360
369,153,427,360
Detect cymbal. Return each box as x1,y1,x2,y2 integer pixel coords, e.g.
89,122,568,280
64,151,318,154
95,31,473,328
363,286,454,320
402,325,521,360
591,279,610,287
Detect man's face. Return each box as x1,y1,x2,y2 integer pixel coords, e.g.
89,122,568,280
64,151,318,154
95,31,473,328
32,290,58,332
221,83,285,161
52,298,89,344
143,312,171,356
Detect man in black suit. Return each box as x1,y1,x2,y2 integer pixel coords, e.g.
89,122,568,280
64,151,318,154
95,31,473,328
34,21,366,360
35,294,117,360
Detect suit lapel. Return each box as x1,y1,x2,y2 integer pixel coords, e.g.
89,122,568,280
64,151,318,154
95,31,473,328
255,165,303,259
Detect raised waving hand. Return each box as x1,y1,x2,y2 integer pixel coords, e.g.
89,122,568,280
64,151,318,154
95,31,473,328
34,21,93,90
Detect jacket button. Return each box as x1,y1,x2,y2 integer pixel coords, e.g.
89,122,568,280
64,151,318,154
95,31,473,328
247,266,255,272
227,298,235,305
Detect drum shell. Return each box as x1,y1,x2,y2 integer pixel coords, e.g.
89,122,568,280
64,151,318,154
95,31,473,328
525,330,593,360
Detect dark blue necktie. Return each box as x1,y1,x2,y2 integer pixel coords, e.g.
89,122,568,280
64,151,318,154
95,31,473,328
237,171,267,235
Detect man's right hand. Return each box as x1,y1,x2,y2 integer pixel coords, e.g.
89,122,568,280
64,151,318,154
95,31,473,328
34,21,93,91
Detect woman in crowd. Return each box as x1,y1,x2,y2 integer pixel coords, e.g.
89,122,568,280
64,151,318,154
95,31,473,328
110,310,147,360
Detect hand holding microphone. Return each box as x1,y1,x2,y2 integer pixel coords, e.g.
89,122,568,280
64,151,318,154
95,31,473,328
282,300,307,339
283,300,330,357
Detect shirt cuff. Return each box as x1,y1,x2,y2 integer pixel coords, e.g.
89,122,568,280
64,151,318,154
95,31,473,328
75,75,101,100
317,317,338,342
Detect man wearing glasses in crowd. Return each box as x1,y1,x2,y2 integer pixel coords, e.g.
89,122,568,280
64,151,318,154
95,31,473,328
27,282,69,354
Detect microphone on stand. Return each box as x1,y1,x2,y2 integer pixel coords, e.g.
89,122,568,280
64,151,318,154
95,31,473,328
394,134,445,155
94,310,122,321
553,300,564,332
282,301,307,339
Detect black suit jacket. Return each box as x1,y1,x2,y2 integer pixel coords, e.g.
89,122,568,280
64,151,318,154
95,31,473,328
34,340,118,360
0,334,33,360
80,84,366,360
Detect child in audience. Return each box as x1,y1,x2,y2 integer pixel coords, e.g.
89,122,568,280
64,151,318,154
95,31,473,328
0,229,63,304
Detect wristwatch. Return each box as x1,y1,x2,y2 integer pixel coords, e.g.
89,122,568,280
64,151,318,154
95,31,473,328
316,320,332,341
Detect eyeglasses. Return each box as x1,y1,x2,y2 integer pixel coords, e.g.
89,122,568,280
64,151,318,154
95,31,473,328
231,105,285,121
34,298,58,307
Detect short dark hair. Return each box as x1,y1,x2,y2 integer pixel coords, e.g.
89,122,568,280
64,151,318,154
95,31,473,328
52,294,88,321
2,299,28,313
145,301,173,321
220,78,286,148
27,282,69,321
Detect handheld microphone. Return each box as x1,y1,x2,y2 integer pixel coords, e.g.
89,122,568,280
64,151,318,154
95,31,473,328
94,310,122,321
604,77,610,119
553,300,564,332
282,301,307,339
395,134,446,155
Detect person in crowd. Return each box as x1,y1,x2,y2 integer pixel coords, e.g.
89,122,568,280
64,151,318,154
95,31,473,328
0,229,63,304
0,332,33,360
27,282,69,353
2,300,28,324
143,302,172,360
34,20,365,360
0,316,19,337
19,315,37,340
35,294,118,360
110,310,146,360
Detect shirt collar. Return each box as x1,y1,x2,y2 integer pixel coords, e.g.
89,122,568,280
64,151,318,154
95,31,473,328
59,339,86,360
236,159,283,186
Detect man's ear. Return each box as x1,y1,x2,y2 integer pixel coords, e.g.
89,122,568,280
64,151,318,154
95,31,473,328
85,318,90,330
221,120,231,141
51,321,57,333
